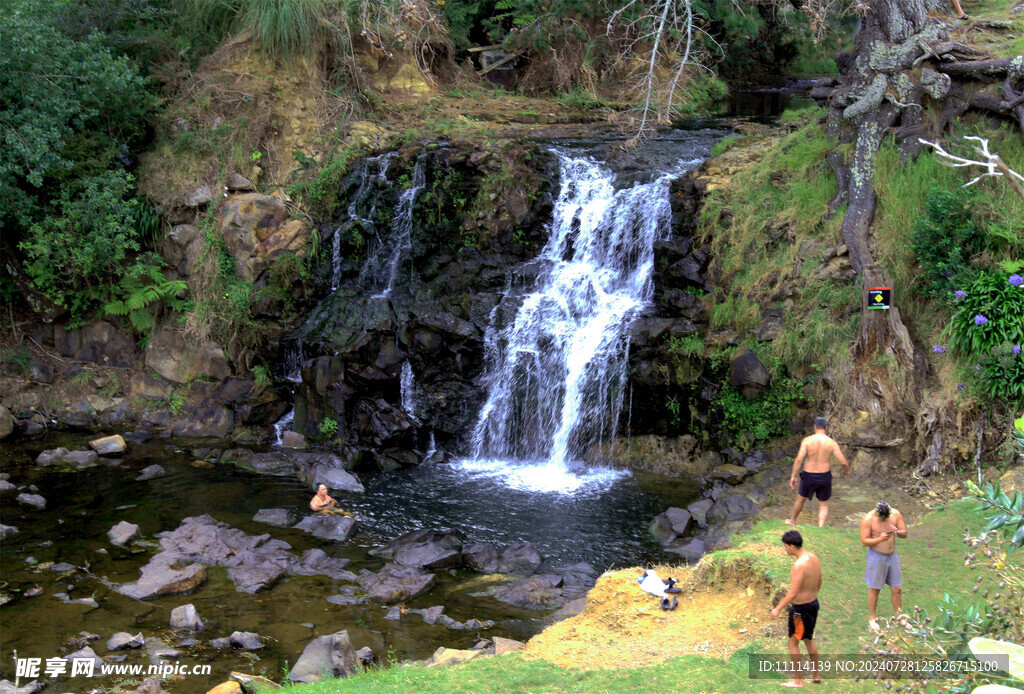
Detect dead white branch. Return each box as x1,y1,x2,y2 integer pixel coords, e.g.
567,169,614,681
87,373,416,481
919,136,1024,201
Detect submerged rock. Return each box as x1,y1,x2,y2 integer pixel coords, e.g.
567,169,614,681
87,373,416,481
35,447,98,469
362,563,436,604
135,465,166,481
0,525,19,542
229,631,263,650
17,493,46,509
252,508,296,528
648,507,693,544
107,632,145,651
117,554,208,600
372,528,465,569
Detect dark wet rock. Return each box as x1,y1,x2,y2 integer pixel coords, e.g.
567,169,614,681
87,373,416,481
280,431,305,448
461,542,499,573
117,553,208,600
108,521,140,546
145,327,230,385
648,508,693,544
226,565,286,593
711,463,749,485
90,434,127,456
751,468,784,487
686,499,714,527
707,494,761,524
62,646,104,671
292,452,364,492
399,605,440,625
746,485,768,505
666,536,706,562
209,638,232,649
229,631,263,650
326,593,365,606
362,563,436,604
753,314,784,341
372,528,466,569
293,514,357,542
546,597,586,624
135,465,166,481
169,604,204,630
123,430,153,445
35,447,98,468
54,593,99,608
292,548,354,580
17,493,46,509
0,405,14,440
482,574,566,609
0,525,18,542
221,449,296,477
729,346,770,401
289,630,360,683
741,451,768,471
497,542,543,574
28,360,54,384
252,508,297,528
107,632,145,651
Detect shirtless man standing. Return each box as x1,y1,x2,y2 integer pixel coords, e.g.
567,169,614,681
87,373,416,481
310,483,336,511
770,529,823,687
786,417,850,527
861,501,907,631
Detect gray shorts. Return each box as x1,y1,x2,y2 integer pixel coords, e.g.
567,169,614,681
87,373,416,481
865,548,901,589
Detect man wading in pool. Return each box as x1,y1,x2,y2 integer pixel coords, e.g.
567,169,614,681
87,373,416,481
861,501,907,631
770,530,823,687
786,417,850,527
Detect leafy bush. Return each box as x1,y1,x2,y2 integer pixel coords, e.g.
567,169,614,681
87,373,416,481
19,171,142,317
713,376,805,447
318,416,339,438
103,255,189,339
909,187,986,297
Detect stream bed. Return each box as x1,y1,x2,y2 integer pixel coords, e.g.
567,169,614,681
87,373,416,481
0,433,697,691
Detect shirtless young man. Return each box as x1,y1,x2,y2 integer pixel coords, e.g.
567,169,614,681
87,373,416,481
860,501,907,631
786,417,850,527
310,483,336,511
770,530,824,687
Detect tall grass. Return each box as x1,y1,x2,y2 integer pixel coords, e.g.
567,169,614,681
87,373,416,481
179,0,343,58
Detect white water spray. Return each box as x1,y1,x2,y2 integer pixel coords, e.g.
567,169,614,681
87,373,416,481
465,152,676,488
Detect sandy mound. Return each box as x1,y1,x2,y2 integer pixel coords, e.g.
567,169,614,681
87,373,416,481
524,565,777,670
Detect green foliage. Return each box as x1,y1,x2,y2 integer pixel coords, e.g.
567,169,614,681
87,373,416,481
714,376,805,447
0,3,151,230
947,271,1024,356
668,334,705,357
295,143,367,218
966,478,1024,552
252,364,271,387
19,171,142,317
178,0,343,59
258,251,310,315
0,346,32,375
710,135,740,158
909,188,986,297
103,255,189,338
318,416,339,438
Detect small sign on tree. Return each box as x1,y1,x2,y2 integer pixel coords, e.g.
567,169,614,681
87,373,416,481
868,286,891,310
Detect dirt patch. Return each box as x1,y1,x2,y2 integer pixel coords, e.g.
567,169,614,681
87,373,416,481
523,566,776,670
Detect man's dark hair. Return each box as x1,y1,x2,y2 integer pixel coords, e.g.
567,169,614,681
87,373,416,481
876,501,891,519
813,416,828,430
782,530,803,547
315,482,326,490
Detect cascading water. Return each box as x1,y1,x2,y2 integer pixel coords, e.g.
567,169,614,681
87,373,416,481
400,360,419,422
361,151,427,298
462,151,680,492
335,153,396,291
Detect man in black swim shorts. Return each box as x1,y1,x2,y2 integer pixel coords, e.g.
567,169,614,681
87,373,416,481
771,530,824,687
786,417,850,527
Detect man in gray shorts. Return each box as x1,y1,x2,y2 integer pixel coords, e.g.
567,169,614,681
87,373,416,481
860,501,907,631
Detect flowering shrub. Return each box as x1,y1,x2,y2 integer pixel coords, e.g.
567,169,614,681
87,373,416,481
943,271,1024,406
909,188,986,297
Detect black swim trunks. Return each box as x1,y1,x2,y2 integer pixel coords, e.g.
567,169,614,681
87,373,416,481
798,470,832,501
788,599,820,641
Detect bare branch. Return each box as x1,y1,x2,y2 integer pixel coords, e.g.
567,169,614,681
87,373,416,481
919,136,1024,201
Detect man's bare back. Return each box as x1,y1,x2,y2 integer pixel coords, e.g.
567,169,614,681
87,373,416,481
792,552,822,603
798,432,848,474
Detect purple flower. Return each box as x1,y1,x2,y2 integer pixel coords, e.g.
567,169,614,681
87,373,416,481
974,314,988,325
954,290,967,301
1010,275,1023,286
957,384,965,391
933,344,946,353
1014,345,1022,356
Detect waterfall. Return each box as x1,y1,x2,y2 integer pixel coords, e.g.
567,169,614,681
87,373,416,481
273,408,295,445
400,360,419,422
468,151,675,478
362,151,427,298
334,153,395,291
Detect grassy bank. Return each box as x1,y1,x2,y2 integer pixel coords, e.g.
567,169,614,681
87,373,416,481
278,499,990,693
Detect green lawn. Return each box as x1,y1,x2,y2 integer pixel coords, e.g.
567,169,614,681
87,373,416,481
277,500,992,693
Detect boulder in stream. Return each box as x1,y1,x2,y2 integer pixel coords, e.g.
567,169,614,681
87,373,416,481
169,604,204,630
107,632,145,651
292,514,357,542
362,563,436,604
90,434,127,456
135,464,165,481
288,630,360,683
117,553,208,599
108,521,140,546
